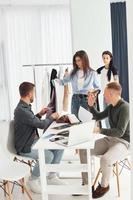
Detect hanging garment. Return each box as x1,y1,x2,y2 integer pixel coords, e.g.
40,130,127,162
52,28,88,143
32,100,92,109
63,84,70,111
46,69,58,117
54,79,64,113
50,69,57,98
47,68,71,116
41,68,51,107
46,88,56,117
62,68,71,112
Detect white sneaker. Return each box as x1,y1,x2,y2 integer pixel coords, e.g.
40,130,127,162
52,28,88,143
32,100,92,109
28,178,42,194
47,175,68,185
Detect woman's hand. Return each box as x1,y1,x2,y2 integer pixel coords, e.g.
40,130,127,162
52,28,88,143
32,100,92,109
87,93,96,107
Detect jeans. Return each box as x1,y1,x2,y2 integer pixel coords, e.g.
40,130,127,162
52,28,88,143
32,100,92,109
20,139,64,179
71,94,89,119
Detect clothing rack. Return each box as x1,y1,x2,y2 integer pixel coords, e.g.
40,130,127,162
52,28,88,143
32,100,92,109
22,63,72,111
22,63,72,67
22,63,72,88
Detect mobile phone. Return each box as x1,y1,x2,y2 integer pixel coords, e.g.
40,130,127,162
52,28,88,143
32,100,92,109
52,124,71,130
57,130,69,137
49,136,64,142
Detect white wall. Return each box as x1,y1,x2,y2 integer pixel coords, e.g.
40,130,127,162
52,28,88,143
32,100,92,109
126,0,133,199
70,0,112,69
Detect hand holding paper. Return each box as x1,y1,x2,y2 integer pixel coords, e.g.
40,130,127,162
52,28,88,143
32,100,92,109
78,106,93,122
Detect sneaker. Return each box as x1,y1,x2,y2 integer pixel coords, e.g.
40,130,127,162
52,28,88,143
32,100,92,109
28,178,41,194
47,175,68,185
92,183,110,198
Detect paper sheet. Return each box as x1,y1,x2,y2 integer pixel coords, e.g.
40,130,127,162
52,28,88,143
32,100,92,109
78,106,93,122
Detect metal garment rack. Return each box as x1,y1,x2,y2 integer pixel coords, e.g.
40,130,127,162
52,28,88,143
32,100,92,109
22,63,72,110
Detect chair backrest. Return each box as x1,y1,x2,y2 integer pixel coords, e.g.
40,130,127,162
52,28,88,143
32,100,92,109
0,120,16,158
8,120,16,154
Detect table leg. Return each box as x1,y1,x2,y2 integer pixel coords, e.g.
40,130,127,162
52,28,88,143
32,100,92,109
87,148,92,200
38,149,48,200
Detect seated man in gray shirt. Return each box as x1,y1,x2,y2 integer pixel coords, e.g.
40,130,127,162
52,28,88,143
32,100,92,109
80,82,130,198
14,82,66,194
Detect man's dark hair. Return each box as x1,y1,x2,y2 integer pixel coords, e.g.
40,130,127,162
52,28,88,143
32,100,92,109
19,82,35,97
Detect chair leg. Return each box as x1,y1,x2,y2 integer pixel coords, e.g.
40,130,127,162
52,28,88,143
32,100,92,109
93,168,101,187
14,156,34,173
19,179,32,200
113,164,117,177
115,161,120,197
28,160,32,173
126,158,132,169
6,181,13,200
3,180,7,197
21,178,25,194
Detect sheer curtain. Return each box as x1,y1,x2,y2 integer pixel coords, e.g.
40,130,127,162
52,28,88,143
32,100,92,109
0,43,10,120
0,9,10,120
0,5,72,119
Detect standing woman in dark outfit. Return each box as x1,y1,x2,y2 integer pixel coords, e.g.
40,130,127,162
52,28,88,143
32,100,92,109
97,51,119,86
59,50,100,186
97,51,119,128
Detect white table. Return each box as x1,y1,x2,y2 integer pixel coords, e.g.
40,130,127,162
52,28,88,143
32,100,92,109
33,122,103,200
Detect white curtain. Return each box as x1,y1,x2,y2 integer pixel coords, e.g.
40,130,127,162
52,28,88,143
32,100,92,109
0,44,10,120
0,5,72,119
0,9,10,120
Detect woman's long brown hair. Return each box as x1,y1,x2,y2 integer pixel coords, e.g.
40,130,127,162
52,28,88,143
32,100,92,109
71,50,92,77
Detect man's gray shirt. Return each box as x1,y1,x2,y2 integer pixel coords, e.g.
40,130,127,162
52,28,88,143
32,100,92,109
14,100,54,154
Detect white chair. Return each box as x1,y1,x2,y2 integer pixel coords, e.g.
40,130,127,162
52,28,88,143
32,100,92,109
1,120,36,170
0,154,32,200
0,121,33,199
93,156,131,197
0,121,35,198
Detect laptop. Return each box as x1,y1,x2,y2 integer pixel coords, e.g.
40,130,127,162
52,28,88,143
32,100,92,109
52,114,81,131
54,120,95,147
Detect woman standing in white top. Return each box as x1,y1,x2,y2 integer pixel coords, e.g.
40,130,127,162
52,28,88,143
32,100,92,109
59,50,100,186
60,50,100,118
97,51,119,127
